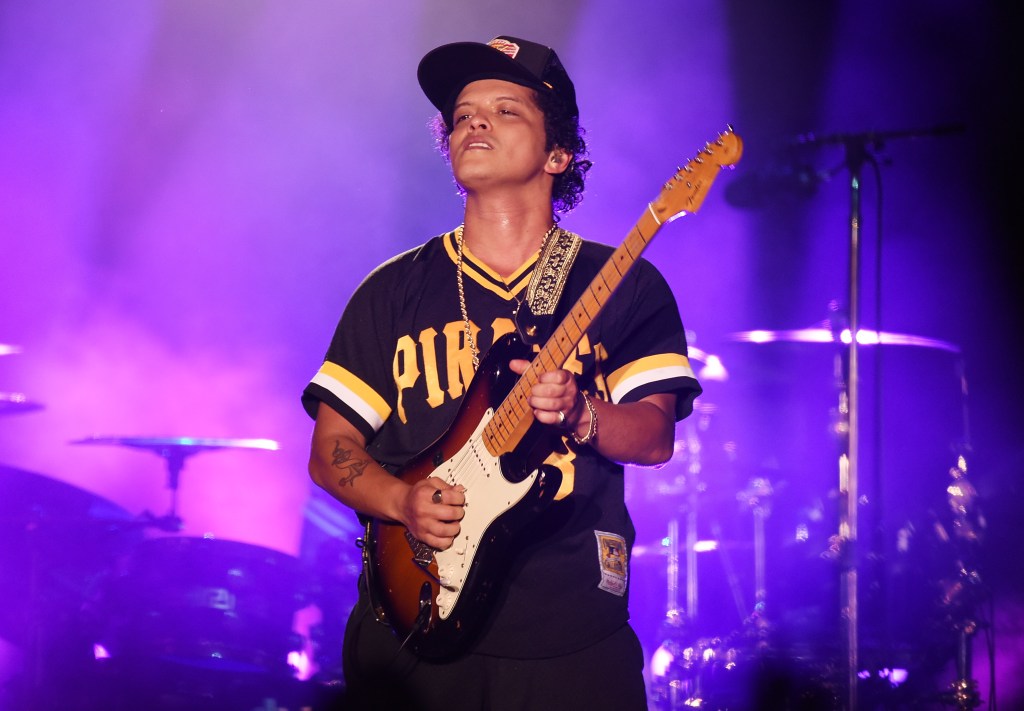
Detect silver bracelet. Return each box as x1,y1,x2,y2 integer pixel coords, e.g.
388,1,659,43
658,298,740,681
572,391,598,446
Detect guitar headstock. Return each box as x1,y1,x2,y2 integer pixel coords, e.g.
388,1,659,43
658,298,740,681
650,128,743,223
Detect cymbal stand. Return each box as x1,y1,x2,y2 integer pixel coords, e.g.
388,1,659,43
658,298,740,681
737,477,773,646
666,516,682,623
936,452,985,710
683,420,702,629
656,418,705,709
141,446,192,532
663,417,706,626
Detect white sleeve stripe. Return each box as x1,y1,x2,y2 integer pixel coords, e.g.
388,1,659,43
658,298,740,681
609,364,695,404
311,371,386,431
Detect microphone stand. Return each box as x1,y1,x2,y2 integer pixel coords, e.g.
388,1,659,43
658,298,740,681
841,135,868,711
794,123,965,710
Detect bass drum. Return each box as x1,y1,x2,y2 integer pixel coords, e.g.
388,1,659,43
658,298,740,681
101,536,308,674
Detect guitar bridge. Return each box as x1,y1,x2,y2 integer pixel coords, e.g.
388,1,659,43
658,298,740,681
404,530,459,591
405,530,436,568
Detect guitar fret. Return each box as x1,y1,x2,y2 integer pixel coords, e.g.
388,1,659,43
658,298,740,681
491,415,512,442
507,391,528,417
509,396,529,420
528,352,552,372
552,332,574,361
578,292,600,320
486,382,529,452
611,254,630,276
559,332,581,361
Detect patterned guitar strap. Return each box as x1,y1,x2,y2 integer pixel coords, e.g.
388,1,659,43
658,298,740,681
520,226,582,344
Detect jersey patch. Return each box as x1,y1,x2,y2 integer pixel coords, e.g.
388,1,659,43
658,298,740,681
594,530,628,596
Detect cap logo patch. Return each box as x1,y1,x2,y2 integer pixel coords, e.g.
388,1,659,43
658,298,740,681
487,38,520,59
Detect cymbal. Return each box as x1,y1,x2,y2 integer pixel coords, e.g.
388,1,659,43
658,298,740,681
70,435,280,455
0,392,44,416
70,437,280,524
728,327,960,353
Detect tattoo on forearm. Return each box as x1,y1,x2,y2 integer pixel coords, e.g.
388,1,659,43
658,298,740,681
332,440,369,487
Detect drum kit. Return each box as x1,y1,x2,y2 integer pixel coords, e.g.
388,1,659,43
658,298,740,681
3,303,989,710
0,351,320,710
629,326,987,710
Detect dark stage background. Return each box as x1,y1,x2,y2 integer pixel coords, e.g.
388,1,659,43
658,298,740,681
2,1,1021,708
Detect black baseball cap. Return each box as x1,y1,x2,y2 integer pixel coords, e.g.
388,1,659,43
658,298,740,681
417,36,579,131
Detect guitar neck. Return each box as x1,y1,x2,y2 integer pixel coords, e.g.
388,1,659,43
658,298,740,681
482,207,664,456
478,127,743,456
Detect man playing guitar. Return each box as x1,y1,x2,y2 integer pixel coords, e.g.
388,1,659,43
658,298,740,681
303,35,704,710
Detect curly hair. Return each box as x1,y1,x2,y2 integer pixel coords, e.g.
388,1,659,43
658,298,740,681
430,88,592,216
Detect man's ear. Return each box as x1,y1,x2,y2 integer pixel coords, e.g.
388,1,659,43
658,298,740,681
545,149,572,175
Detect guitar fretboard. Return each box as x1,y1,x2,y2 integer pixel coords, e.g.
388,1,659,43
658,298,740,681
481,208,662,456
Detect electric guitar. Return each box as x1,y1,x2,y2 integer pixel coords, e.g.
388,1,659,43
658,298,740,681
363,128,743,660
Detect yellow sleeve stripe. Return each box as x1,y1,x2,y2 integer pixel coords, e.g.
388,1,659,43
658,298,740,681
312,362,391,431
606,353,695,404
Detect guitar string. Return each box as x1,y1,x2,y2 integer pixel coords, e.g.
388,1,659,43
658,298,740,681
451,437,487,491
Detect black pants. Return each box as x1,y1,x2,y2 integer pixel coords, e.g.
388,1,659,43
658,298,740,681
337,590,648,711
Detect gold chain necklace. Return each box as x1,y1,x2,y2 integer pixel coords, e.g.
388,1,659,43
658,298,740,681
455,223,557,371
455,225,480,370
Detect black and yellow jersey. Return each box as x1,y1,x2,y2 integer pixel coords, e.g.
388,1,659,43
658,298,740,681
303,228,700,658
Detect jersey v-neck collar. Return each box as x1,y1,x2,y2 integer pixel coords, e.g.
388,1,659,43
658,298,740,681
442,229,537,302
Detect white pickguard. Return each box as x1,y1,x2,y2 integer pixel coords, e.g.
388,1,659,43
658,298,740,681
431,407,538,620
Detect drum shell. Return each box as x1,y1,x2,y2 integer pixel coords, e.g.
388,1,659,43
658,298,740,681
101,536,307,673
0,466,139,647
